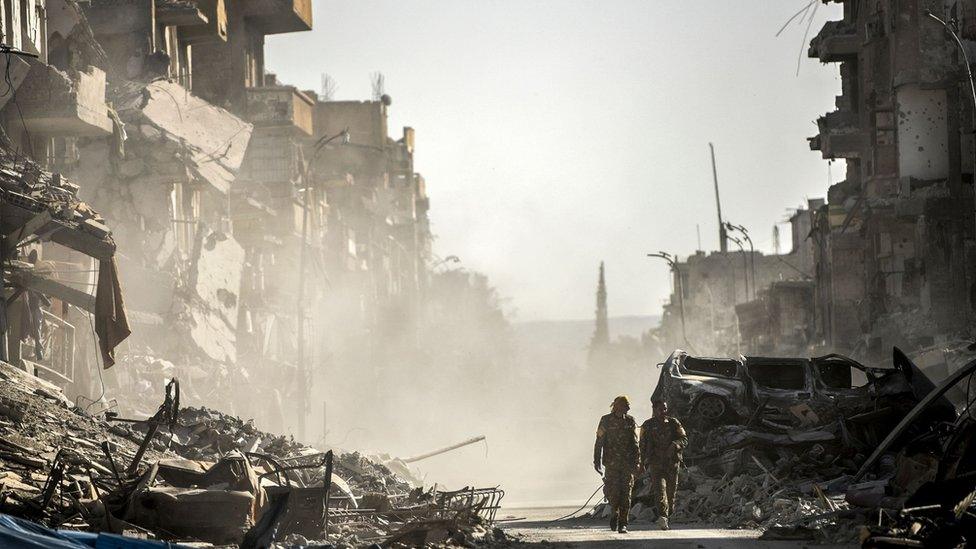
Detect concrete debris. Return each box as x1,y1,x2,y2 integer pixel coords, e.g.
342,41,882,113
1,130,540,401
0,363,503,547
852,356,976,546
110,80,253,195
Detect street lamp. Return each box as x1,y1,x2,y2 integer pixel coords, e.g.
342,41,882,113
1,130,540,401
295,128,350,439
430,254,461,271
725,222,756,300
647,251,696,353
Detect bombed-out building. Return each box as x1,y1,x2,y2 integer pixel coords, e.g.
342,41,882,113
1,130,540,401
0,0,438,438
633,0,976,366
807,0,976,362
645,201,820,358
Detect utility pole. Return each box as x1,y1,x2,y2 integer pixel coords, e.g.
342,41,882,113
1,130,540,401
297,175,310,440
709,143,728,253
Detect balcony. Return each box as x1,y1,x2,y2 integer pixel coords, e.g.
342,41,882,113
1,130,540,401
178,0,229,45
14,64,112,137
243,0,312,34
810,109,867,160
155,0,209,26
808,20,859,62
244,86,314,136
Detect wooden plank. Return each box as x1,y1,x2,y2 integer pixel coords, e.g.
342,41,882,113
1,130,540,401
0,203,114,260
8,271,95,314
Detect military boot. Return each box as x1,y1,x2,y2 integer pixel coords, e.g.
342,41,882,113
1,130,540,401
609,514,617,532
656,516,669,530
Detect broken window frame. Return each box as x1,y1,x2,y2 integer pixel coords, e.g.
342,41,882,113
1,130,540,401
678,355,742,380
811,353,877,391
741,357,812,392
21,308,75,384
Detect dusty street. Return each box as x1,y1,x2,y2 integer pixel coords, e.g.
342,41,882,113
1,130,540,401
501,507,856,548
2,1,976,547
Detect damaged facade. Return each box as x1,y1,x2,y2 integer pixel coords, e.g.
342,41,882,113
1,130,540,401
0,0,130,402
637,200,821,359
0,0,442,444
0,2,507,547
807,0,976,362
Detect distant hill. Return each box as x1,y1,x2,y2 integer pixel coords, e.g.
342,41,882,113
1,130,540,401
514,314,660,342
512,315,660,366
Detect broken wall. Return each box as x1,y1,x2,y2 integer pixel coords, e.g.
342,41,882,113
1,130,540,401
65,79,253,412
807,0,976,360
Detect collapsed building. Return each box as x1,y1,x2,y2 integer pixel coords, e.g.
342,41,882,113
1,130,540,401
0,362,506,547
0,0,130,398
807,0,976,363
0,0,445,443
0,2,508,547
634,200,822,359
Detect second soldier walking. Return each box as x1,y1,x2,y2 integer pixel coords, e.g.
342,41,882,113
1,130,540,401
639,399,688,530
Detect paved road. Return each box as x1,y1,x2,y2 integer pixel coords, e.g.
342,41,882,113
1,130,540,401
500,507,857,548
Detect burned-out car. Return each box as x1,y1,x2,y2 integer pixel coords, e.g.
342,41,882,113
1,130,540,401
651,348,942,434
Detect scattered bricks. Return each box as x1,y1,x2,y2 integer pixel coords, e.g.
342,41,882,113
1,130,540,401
0,396,31,423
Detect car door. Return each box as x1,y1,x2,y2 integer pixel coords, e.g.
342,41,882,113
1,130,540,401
810,354,876,410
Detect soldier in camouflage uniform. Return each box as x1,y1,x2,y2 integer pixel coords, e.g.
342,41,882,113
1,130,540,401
639,400,688,530
594,395,640,533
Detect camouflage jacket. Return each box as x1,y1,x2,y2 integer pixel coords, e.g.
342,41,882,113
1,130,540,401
639,416,688,468
594,413,639,471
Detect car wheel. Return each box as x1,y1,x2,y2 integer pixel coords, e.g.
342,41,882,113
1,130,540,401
695,395,728,422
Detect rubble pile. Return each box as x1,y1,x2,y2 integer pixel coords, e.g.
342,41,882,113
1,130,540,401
0,367,506,547
161,406,417,496
590,424,861,542
852,356,976,547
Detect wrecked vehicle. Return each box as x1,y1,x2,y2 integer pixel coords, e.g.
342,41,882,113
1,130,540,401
651,348,940,435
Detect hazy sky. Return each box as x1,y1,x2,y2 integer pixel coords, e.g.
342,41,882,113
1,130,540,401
267,1,843,322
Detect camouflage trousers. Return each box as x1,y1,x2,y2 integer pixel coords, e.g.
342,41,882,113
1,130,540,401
603,467,635,527
648,462,680,518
